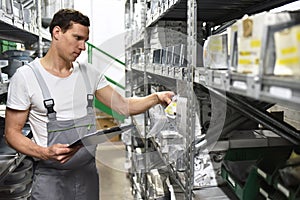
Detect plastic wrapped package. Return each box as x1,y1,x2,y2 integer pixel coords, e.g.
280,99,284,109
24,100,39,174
132,148,145,171
159,131,184,152
203,33,228,69
148,105,168,138
149,169,164,196
235,11,292,75
194,151,220,187
164,95,177,118
236,13,265,74
273,24,300,76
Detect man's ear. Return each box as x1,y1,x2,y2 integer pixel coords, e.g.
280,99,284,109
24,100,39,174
52,26,61,40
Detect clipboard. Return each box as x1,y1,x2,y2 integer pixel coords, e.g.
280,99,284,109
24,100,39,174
68,124,135,147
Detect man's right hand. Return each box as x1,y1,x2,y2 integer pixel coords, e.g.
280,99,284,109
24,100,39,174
44,143,82,164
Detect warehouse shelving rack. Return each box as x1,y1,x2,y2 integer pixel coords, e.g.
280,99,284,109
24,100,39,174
0,0,51,185
125,0,300,199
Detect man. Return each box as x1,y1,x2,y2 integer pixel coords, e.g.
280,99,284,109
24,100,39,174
5,9,174,200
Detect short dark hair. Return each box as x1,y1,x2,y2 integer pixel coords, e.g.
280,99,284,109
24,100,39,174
49,9,90,36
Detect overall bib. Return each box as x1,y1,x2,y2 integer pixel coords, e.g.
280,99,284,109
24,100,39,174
29,62,99,200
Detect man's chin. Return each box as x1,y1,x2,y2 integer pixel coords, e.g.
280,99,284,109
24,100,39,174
71,55,79,61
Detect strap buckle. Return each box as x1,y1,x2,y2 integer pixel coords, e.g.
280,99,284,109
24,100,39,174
43,99,56,114
87,94,94,108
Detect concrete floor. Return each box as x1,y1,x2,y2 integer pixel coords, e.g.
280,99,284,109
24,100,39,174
96,141,134,200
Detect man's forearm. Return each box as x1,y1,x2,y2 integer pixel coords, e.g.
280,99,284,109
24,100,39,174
127,93,159,115
5,131,47,160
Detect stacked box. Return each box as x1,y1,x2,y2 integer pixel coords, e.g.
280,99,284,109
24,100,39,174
232,12,293,75
149,21,187,49
236,13,266,74
203,32,228,69
133,0,146,30
24,4,37,34
12,0,24,28
273,24,300,76
150,44,187,67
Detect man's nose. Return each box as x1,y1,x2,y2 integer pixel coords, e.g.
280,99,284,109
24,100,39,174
79,41,86,51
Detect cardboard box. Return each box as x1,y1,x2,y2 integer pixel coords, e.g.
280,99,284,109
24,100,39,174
95,111,120,142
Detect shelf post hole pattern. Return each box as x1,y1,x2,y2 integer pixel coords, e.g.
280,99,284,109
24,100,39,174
186,0,197,199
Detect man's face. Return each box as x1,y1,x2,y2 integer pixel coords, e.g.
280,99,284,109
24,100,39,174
56,22,89,62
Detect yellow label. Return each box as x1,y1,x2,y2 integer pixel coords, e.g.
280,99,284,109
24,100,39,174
250,40,261,48
281,47,297,55
210,45,223,52
274,25,300,75
238,58,259,65
278,57,300,66
238,59,252,65
209,37,223,52
297,31,300,42
239,51,252,56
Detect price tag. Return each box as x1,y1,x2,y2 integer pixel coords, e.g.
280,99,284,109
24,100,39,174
269,86,292,99
233,81,247,90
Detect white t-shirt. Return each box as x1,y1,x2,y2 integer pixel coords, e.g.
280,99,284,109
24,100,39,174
6,58,108,147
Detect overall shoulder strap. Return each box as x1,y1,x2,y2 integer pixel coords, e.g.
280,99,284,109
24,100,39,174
77,62,92,93
27,61,57,120
77,62,95,112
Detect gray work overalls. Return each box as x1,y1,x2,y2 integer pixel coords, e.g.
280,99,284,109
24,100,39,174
28,62,99,200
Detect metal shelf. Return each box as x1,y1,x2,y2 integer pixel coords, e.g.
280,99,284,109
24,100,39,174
261,75,300,109
192,186,238,200
132,66,178,91
0,20,38,44
146,70,178,90
206,86,300,145
125,30,145,50
196,70,300,109
147,65,188,81
197,0,298,25
147,0,298,27
138,64,300,108
126,0,300,199
0,5,51,45
146,0,187,27
171,183,239,199
132,65,145,73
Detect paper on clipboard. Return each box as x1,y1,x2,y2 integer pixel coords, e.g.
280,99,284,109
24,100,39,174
68,124,135,147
